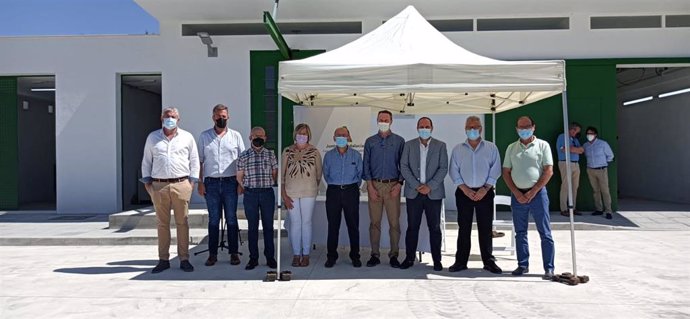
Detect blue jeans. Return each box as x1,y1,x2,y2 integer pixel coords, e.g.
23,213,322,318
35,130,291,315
511,187,555,272
204,177,239,256
243,187,275,261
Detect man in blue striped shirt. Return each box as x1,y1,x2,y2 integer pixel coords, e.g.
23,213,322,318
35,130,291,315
556,122,584,217
322,126,363,268
583,126,615,219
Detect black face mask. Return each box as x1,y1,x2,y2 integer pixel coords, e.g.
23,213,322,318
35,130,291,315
252,138,265,148
215,118,227,129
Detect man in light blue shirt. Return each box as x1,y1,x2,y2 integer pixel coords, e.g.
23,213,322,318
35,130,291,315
448,116,502,274
197,104,245,267
583,126,615,219
556,122,584,217
323,126,363,268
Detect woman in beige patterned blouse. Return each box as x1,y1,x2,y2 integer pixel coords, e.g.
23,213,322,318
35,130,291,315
281,123,322,267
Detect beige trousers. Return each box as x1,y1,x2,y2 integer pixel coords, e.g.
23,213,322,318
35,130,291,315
148,180,193,261
587,168,612,213
368,181,401,258
558,161,581,212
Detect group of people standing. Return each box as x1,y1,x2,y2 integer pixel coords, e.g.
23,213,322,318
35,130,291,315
140,104,614,281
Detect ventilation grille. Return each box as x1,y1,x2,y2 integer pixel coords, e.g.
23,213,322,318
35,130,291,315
477,17,569,31
591,16,662,29
182,22,362,36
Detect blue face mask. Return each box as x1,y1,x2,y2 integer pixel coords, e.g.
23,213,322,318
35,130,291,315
418,128,432,139
517,128,533,140
163,117,177,130
466,129,480,141
335,136,348,148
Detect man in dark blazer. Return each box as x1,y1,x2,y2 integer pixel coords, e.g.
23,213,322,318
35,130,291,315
399,117,448,271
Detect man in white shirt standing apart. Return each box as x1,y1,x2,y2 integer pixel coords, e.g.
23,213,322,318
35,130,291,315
141,107,200,273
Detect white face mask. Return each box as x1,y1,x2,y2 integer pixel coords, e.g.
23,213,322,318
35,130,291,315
377,122,390,132
586,134,596,142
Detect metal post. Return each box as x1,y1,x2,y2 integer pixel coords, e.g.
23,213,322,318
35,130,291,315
491,111,498,228
276,96,283,277
272,0,280,19
561,89,578,276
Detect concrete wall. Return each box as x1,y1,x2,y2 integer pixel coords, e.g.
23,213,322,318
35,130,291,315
618,68,690,204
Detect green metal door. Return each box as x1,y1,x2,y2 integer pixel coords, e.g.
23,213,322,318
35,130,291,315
0,77,18,209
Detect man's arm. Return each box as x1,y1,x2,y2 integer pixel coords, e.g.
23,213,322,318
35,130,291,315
605,141,614,162
362,139,372,181
400,142,420,190
426,142,448,191
236,170,244,187
189,137,200,184
140,135,153,184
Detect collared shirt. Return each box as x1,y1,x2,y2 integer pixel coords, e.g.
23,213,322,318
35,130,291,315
236,147,278,188
198,127,245,178
583,138,614,168
556,133,581,162
449,139,501,188
323,146,363,186
503,137,553,189
363,132,405,181
141,128,200,183
419,139,430,183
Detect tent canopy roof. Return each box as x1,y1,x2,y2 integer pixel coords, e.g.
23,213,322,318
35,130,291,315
278,6,565,114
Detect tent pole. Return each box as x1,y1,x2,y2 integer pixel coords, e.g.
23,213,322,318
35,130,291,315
276,95,283,277
561,90,577,276
491,111,498,229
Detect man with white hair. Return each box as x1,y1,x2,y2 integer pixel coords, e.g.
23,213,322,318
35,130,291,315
141,107,200,273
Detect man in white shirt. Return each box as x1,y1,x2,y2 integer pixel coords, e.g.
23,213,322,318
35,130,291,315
141,107,200,273
198,104,245,267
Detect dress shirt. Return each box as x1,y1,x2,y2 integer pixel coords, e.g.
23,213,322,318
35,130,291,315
141,128,200,183
449,139,501,188
363,132,405,181
237,147,278,188
419,140,430,183
583,138,614,168
323,146,363,186
503,137,553,189
198,127,245,178
556,133,581,162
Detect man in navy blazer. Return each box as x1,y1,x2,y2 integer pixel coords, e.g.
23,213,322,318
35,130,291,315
399,117,448,271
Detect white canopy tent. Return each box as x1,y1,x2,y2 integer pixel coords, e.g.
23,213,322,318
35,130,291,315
275,5,578,277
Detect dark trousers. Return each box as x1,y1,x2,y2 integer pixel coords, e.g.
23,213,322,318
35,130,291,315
325,184,360,261
243,187,275,261
204,177,239,256
455,188,494,266
404,195,442,263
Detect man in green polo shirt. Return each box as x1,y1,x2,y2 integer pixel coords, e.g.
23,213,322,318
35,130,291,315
502,116,555,280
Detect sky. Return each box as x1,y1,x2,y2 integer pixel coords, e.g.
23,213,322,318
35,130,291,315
0,0,159,36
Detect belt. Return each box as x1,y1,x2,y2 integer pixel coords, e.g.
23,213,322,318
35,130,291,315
517,188,532,193
373,179,398,183
559,160,579,163
470,187,494,191
205,176,236,181
589,166,607,170
152,176,188,183
244,187,273,191
328,183,358,190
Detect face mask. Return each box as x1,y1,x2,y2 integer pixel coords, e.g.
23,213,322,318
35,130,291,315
252,137,265,148
335,136,348,148
517,128,533,140
163,117,177,130
215,118,227,129
466,129,480,141
295,134,308,145
586,134,596,142
418,128,432,139
377,122,390,132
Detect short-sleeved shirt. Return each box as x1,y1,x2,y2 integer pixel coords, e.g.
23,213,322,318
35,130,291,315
198,128,245,178
236,147,278,188
503,137,553,189
556,133,581,162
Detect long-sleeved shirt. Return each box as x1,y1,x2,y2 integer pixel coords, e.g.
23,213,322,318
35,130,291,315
141,128,200,183
583,138,614,168
281,145,322,198
198,127,245,178
323,146,363,186
449,139,501,188
556,133,581,162
363,132,405,181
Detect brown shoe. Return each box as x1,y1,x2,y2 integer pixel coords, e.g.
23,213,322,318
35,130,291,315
205,255,217,266
292,256,301,267
230,254,241,265
300,255,310,267
560,211,569,217
491,231,505,238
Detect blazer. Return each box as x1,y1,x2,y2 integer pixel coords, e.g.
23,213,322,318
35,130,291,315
400,137,448,200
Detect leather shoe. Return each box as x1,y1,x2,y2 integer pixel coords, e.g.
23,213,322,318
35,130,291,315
352,259,362,268
592,211,604,216
366,256,380,267
267,258,277,269
448,263,468,272
542,270,555,280
325,259,336,268
492,231,505,238
433,262,443,271
399,259,414,269
389,257,401,268
574,210,582,216
511,266,529,276
606,213,613,220
180,260,194,272
151,260,170,274
560,211,569,217
230,254,241,265
205,255,217,266
245,258,258,270
483,261,502,274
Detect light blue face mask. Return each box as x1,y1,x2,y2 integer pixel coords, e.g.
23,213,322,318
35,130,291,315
518,128,533,140
466,129,480,141
163,117,177,130
418,128,432,139
335,136,348,148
